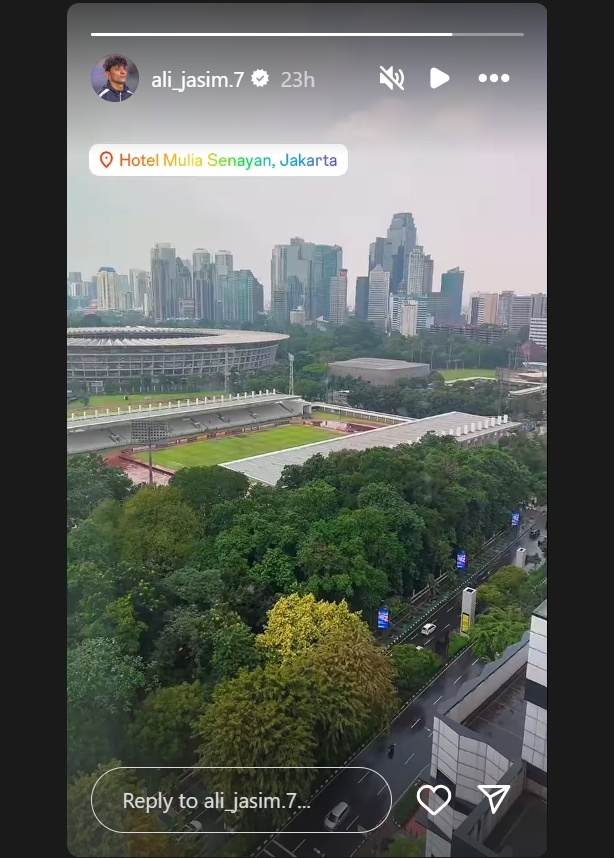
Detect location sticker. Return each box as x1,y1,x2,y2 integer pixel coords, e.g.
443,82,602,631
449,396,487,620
100,151,113,168
416,784,452,816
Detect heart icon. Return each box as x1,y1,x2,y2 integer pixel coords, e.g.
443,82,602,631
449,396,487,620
416,784,452,816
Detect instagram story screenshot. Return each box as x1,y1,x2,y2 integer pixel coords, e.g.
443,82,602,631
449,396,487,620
67,4,547,858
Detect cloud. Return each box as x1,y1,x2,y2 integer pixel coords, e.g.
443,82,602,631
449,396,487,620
329,97,488,146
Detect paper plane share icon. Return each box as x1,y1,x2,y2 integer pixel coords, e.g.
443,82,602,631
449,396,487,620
478,784,511,815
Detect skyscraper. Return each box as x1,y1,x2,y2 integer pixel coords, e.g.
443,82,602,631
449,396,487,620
271,238,342,325
151,242,176,322
400,301,419,337
497,290,515,328
97,267,119,311
440,267,465,320
367,265,390,330
369,237,385,272
193,249,215,322
406,246,431,296
225,270,264,323
382,212,417,293
215,251,233,322
470,292,499,325
175,258,193,318
329,270,348,326
355,276,370,321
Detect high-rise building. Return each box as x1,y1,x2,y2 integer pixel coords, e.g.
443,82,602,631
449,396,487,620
509,294,532,333
271,238,342,325
399,300,418,338
382,212,417,294
406,246,431,296
440,268,465,320
271,239,311,327
529,317,547,348
329,269,348,326
150,242,177,322
311,244,343,321
129,269,149,310
367,265,390,330
225,269,264,323
531,293,547,318
470,292,499,325
215,251,233,322
97,267,119,311
355,276,370,321
497,290,515,328
422,253,434,295
175,258,193,318
193,249,215,321
68,271,82,285
369,237,385,272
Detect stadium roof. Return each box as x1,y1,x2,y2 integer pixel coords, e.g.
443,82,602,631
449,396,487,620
329,357,429,369
222,411,520,485
67,327,288,347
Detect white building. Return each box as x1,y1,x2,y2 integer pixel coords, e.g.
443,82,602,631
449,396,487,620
406,245,432,295
423,599,547,857
329,270,348,326
98,270,119,311
529,317,547,348
400,300,418,337
367,265,390,330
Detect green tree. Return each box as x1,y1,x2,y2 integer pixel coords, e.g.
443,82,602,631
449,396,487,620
391,644,442,698
163,567,225,609
126,681,206,766
119,486,201,571
67,639,146,775
67,454,133,530
169,465,249,513
257,593,368,664
251,548,297,595
196,665,317,826
212,621,259,679
468,608,529,661
68,761,180,857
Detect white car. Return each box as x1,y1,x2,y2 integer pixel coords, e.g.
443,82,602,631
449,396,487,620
421,623,437,636
324,801,350,831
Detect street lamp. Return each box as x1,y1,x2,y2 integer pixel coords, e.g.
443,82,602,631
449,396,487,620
130,420,170,484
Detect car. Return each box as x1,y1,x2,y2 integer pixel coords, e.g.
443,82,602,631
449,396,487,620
421,623,437,636
324,801,350,831
416,646,424,651
185,820,203,832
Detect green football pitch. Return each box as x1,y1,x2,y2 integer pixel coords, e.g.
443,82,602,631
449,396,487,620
134,424,343,470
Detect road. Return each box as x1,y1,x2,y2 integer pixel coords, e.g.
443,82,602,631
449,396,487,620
257,512,547,858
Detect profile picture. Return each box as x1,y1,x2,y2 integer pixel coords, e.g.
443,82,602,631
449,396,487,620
91,55,139,103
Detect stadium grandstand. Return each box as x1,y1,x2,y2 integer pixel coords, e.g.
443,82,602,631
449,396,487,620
67,391,308,454
67,327,289,387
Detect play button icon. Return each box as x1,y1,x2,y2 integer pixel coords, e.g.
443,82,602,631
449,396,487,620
430,67,450,89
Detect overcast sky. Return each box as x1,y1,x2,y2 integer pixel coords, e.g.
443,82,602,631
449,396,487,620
68,9,546,305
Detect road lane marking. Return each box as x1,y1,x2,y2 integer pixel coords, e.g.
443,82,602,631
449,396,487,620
454,675,462,683
296,841,305,851
263,851,275,857
347,815,360,829
443,623,450,630
434,696,442,705
377,784,387,795
472,658,480,665
357,771,369,783
411,718,420,728
404,753,415,765
274,842,296,856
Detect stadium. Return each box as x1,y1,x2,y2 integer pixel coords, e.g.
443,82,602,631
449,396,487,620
67,384,520,486
66,326,289,387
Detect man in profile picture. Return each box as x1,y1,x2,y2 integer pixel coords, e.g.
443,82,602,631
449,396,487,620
98,56,134,102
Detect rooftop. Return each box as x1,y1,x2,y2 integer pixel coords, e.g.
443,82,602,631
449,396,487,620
533,599,547,620
222,411,520,485
462,669,527,762
66,327,288,348
329,357,429,369
483,792,547,856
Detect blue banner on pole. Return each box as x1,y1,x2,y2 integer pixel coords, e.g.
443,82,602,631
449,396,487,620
456,551,467,570
512,511,520,526
377,607,391,629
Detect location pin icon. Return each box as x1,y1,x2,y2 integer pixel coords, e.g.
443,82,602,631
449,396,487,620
100,151,113,169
